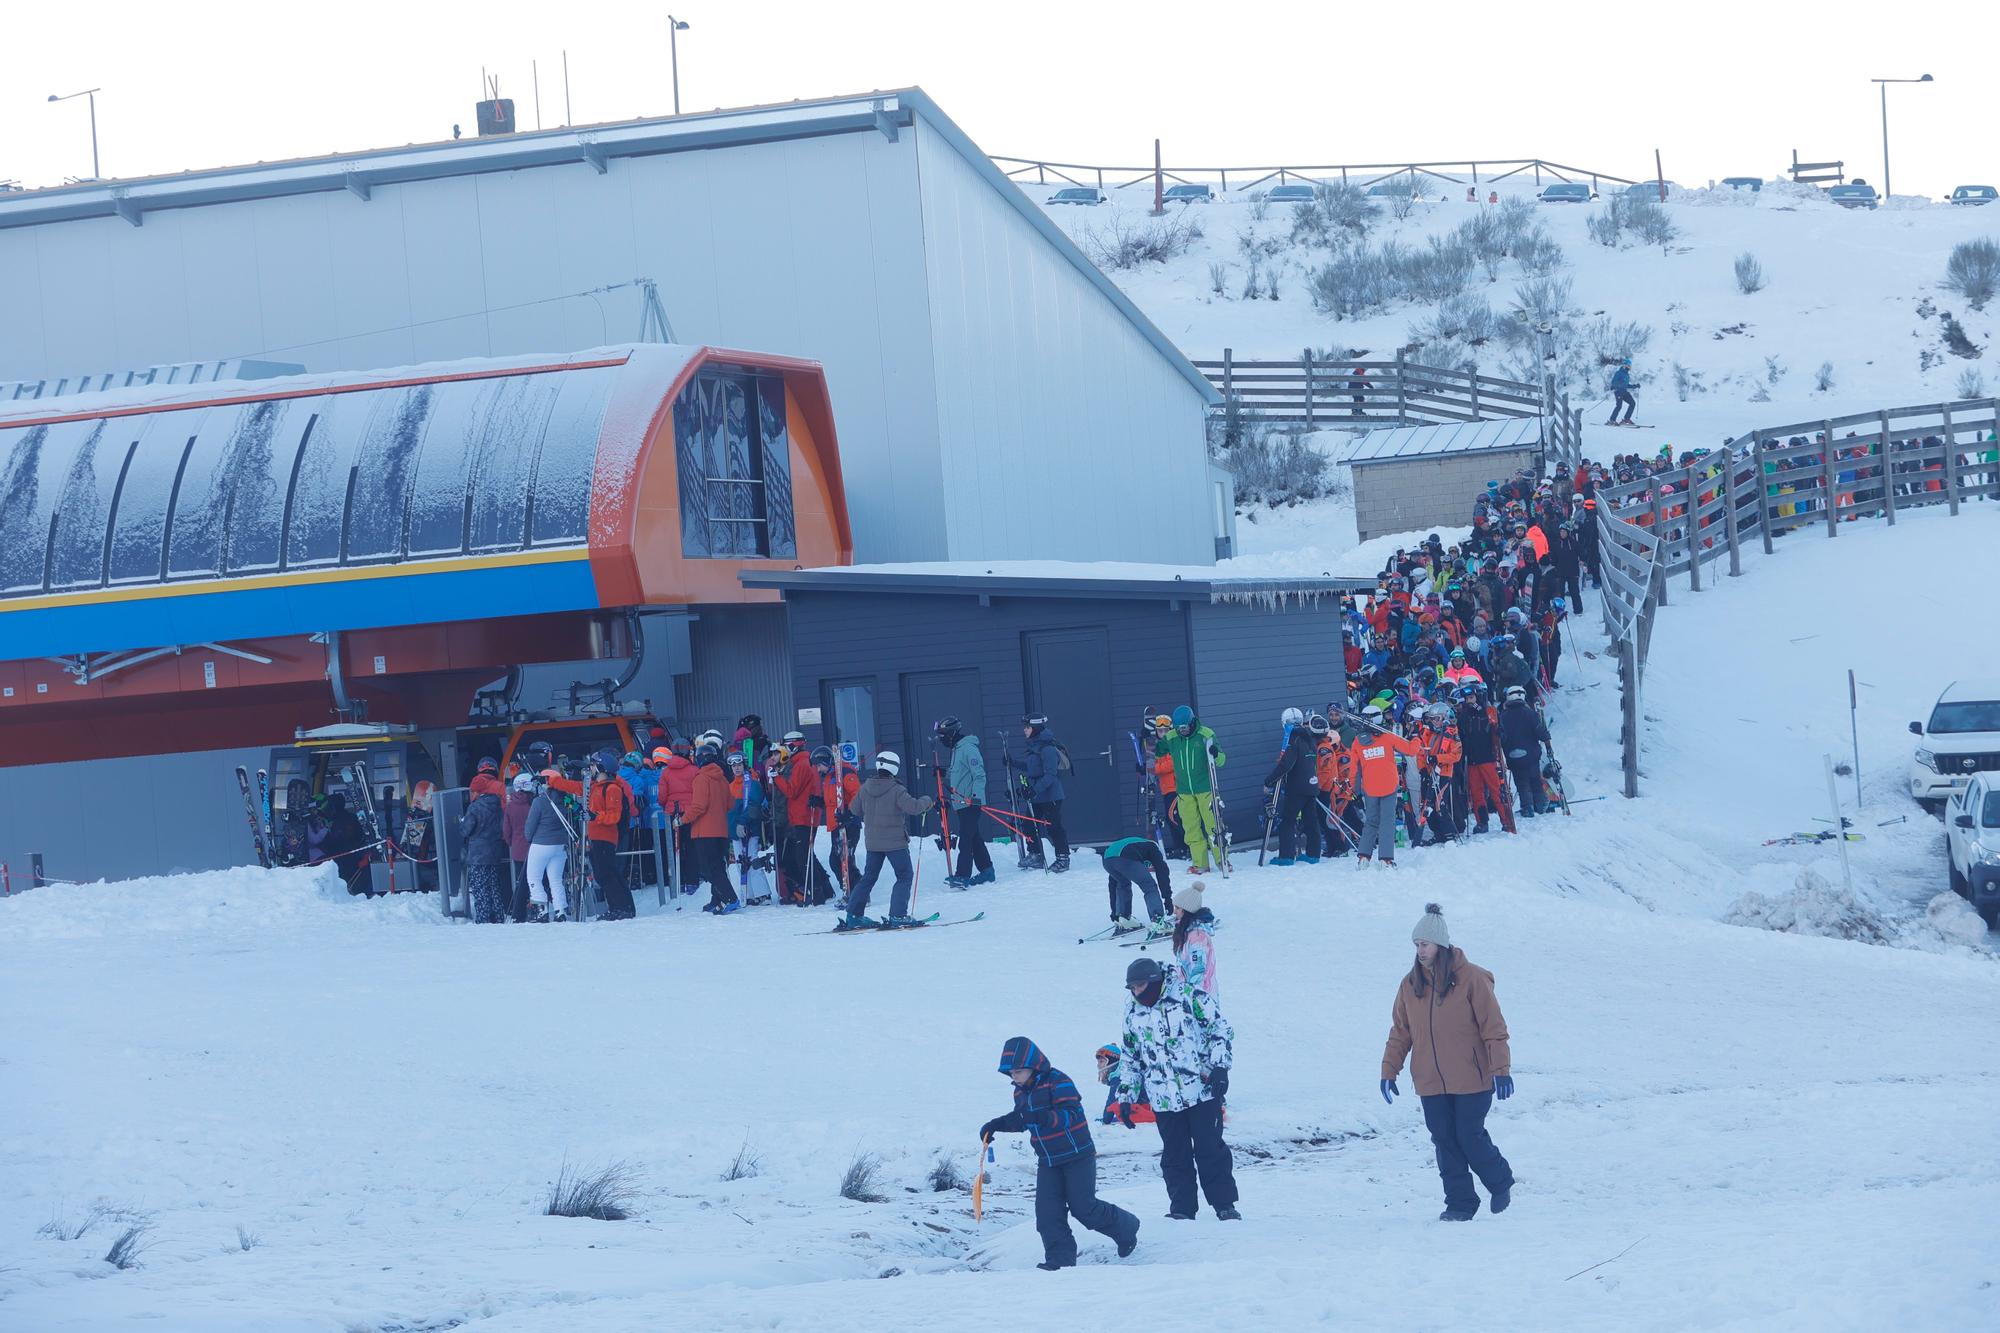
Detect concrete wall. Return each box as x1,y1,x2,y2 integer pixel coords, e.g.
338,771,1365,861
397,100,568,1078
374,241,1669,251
1352,447,1541,541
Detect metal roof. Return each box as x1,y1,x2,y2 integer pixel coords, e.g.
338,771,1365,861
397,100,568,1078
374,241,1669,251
1341,416,1543,467
739,565,1370,602
0,88,1220,411
2,359,304,404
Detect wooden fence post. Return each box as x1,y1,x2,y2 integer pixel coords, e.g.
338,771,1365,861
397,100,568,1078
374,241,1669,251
1650,486,1669,606
1394,350,1408,425
1879,410,1896,526
1620,638,1639,799
1222,347,1234,404
1755,430,1774,556
1821,419,1838,536
1722,451,1743,577
1685,458,1703,591
1302,347,1315,430
1470,372,1481,420
1941,403,1960,516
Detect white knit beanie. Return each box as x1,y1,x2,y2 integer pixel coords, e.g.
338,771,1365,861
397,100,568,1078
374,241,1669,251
1173,881,1205,914
1411,902,1451,948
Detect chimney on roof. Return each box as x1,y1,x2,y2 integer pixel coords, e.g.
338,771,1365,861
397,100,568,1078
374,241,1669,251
476,73,515,137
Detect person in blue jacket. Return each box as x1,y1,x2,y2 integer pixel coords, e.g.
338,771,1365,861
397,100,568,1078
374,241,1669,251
1020,715,1071,873
979,1036,1140,1270
1607,358,1637,425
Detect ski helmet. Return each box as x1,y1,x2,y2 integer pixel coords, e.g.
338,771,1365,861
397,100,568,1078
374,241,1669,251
1504,685,1528,705
695,741,721,764
1306,713,1330,736
1125,956,1165,988
1362,703,1385,720
1281,706,1304,729
511,773,536,794
737,714,763,733
782,729,806,745
1551,597,1566,613
526,740,554,763
935,716,962,741
1466,635,1483,653
591,748,620,771
876,750,903,776
1171,705,1195,733
1449,647,1466,662
1022,714,1048,733
477,757,499,774
623,750,644,767
651,746,674,764
810,745,835,769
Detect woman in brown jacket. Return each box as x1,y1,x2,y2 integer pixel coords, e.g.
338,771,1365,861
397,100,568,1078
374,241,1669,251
1379,903,1515,1221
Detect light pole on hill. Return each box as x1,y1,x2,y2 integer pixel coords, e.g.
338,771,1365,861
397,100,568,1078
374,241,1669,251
46,88,101,181
668,15,690,115
1870,74,1932,201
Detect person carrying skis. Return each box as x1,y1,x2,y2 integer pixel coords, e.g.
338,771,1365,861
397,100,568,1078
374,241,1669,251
1312,715,1356,851
1020,716,1072,873
1170,881,1220,998
543,750,634,920
1262,706,1322,867
1113,956,1240,1221
938,717,994,889
979,1037,1141,1270
685,738,739,914
1158,706,1227,874
1349,706,1425,866
1497,686,1552,818
521,778,572,921
1099,834,1172,934
1455,684,1516,834
839,751,935,929
810,746,861,897
1421,708,1465,841
1607,357,1637,425
772,734,823,904
1380,904,1515,1221
654,741,698,895
1094,1044,1155,1126
1151,715,1187,859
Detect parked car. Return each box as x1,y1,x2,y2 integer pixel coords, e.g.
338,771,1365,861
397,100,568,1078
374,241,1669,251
1829,183,1879,209
1537,182,1593,204
1163,183,1213,205
1046,186,1105,206
1945,774,2000,928
1365,178,1422,200
1909,679,2000,810
1265,183,1315,203
1623,180,1678,199
1720,177,1762,192
1948,184,1997,207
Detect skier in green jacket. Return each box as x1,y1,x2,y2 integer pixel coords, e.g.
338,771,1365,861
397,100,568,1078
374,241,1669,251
1156,706,1226,873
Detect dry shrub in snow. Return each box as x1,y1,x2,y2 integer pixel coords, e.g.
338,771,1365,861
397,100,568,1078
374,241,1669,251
722,1137,762,1182
1079,211,1204,270
1944,237,2000,310
1289,181,1378,247
838,1150,888,1203
926,1153,966,1192
1220,426,1334,507
1734,253,1766,294
1723,869,1892,944
545,1159,640,1220
1955,366,1986,399
104,1223,153,1270
1815,361,1836,392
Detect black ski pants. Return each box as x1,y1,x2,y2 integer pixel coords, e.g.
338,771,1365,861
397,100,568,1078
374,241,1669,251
508,858,532,922
694,835,736,910
952,804,992,878
1274,786,1322,860
1030,800,1070,860
1609,389,1635,424
1507,755,1548,817
586,840,634,919
1034,1151,1137,1267
1154,1096,1237,1217
1420,1091,1513,1214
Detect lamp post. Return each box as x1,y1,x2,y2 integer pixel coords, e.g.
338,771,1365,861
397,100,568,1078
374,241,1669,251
668,15,690,115
46,88,101,181
1869,74,1932,201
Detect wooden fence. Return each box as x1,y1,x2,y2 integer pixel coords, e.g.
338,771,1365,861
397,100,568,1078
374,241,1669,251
1593,397,2000,795
1198,350,1550,430
995,155,1641,197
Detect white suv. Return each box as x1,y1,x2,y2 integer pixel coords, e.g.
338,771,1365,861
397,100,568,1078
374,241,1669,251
1945,776,2000,929
1909,680,2000,810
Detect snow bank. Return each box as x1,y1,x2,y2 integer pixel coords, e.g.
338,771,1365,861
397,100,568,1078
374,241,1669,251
0,863,443,941
1724,867,1896,944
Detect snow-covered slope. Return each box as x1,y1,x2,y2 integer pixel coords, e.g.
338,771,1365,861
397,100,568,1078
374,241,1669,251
2,508,1994,1331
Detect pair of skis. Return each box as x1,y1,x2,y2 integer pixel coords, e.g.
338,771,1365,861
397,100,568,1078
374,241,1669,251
234,766,272,869
824,910,986,936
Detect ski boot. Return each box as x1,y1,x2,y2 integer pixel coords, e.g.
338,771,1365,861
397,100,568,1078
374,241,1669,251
746,894,771,906
1298,855,1321,865
718,899,744,914
1144,915,1173,941
943,875,971,891
834,912,878,931
1112,916,1143,934
968,868,996,886
1269,857,1295,867
1050,855,1070,874
1215,1205,1242,1221
880,914,924,929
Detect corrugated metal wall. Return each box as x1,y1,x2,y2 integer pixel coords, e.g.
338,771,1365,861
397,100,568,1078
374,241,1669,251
913,121,1215,566
672,604,794,739
1188,598,1347,838
778,589,1192,842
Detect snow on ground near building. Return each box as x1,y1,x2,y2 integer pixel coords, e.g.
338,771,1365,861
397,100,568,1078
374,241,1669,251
1,511,1995,1331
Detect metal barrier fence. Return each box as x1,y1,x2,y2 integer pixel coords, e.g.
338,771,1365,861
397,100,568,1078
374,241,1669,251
1593,397,2000,795
1198,350,1549,429
996,155,1642,197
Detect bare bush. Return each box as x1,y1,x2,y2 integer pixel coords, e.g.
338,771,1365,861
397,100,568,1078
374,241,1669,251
1945,237,2000,309
1734,252,1766,294
1217,423,1334,507
1308,247,1392,320
1516,233,1566,275
545,1159,640,1221
926,1154,966,1192
104,1223,153,1270
1377,174,1421,220
722,1137,763,1182
1814,360,1836,392
1207,261,1226,295
838,1150,888,1203
1454,210,1507,280
1397,236,1475,302
1582,317,1654,366
1765,355,1786,385
1510,275,1575,330
1941,313,1981,359
1585,209,1622,248
1493,197,1539,253
1955,366,1987,398
1079,211,1205,270
1248,191,1270,223
1622,197,1678,247
1291,181,1378,246
1266,269,1281,302
235,1224,261,1252
1240,261,1262,301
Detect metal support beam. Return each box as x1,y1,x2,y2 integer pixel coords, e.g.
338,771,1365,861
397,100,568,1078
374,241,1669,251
872,101,900,143
196,642,275,666
344,171,372,201
110,192,143,227
580,140,609,174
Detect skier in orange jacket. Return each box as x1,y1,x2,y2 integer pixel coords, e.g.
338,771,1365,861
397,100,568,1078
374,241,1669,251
1348,709,1425,866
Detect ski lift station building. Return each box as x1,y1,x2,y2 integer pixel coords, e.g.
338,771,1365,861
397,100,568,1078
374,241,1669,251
0,88,1238,880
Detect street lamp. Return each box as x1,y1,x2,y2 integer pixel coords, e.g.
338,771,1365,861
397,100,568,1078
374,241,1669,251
1869,74,1932,201
668,15,690,116
47,88,101,181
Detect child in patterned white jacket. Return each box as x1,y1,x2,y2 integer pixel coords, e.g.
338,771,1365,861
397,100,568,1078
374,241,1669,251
1112,957,1241,1221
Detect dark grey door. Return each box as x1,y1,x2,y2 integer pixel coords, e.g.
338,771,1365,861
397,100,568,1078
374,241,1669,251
900,668,984,807
1021,626,1118,842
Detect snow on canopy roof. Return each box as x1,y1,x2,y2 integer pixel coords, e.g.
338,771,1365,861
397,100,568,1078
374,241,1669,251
1341,416,1543,467
740,558,1372,603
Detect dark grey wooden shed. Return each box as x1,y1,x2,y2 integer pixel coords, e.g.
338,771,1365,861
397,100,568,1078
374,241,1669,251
739,566,1367,846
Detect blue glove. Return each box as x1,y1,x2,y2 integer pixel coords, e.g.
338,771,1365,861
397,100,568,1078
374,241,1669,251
1380,1078,1399,1105
1493,1074,1514,1100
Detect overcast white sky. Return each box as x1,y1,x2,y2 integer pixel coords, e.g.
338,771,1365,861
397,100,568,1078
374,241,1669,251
1,1,1990,197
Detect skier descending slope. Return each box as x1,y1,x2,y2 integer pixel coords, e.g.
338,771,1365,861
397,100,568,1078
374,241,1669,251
979,1037,1140,1271
1379,904,1516,1221
838,752,934,930
1113,956,1240,1221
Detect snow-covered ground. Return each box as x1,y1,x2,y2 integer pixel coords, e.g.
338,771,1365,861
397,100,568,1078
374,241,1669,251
3,503,1995,1330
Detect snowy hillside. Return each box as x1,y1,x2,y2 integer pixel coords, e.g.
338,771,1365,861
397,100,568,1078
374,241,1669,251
3,506,1995,1331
